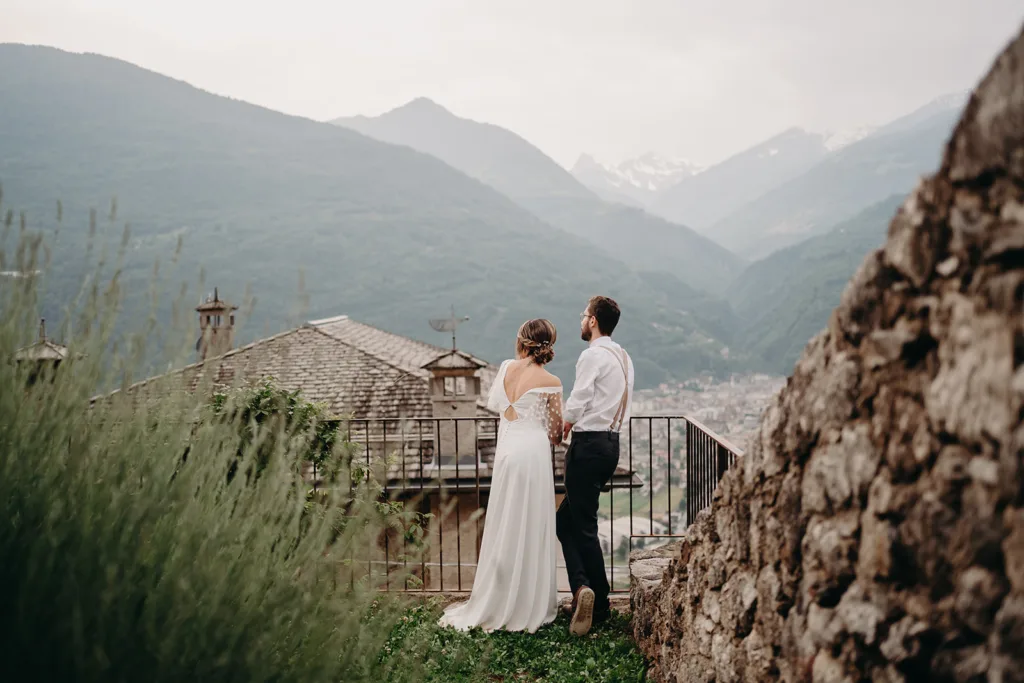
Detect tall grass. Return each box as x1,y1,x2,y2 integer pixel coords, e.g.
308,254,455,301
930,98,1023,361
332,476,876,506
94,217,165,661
0,211,424,682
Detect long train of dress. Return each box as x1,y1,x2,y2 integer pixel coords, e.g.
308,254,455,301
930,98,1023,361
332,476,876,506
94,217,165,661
438,361,559,633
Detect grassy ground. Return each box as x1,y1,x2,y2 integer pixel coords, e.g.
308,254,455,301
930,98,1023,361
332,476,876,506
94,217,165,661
380,600,647,682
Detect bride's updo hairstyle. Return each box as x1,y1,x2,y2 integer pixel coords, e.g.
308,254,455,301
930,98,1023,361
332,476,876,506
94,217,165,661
517,319,557,365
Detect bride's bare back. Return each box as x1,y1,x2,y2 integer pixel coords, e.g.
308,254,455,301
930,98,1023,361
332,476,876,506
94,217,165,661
501,358,563,442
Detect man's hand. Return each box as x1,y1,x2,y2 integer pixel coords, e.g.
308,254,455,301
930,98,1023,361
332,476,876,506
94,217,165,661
563,421,573,440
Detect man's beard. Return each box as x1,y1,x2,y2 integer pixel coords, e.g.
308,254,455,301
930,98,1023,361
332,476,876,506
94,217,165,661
581,328,592,342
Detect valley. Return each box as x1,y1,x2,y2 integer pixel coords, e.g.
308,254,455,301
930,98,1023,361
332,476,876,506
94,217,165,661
0,44,965,390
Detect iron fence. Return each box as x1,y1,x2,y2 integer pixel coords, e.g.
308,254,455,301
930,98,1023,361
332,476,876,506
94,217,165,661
324,415,743,594
683,416,742,529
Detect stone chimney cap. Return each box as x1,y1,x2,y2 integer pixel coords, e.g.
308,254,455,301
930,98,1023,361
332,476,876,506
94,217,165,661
14,319,69,362
196,287,239,312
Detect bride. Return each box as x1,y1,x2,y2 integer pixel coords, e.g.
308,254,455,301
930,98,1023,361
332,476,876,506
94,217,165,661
438,319,564,633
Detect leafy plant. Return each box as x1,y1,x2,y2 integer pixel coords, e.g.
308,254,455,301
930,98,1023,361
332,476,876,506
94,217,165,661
207,375,432,565
207,376,337,477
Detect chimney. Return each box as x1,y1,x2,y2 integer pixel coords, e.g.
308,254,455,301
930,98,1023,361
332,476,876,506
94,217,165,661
195,288,238,361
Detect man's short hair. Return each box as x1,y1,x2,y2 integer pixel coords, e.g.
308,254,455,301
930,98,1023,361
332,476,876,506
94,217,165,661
588,295,620,336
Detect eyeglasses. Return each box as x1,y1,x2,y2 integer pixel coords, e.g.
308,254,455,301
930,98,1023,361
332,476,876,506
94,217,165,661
580,312,593,321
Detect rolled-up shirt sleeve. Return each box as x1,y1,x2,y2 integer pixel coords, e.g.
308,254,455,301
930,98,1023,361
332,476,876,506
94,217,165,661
563,349,598,425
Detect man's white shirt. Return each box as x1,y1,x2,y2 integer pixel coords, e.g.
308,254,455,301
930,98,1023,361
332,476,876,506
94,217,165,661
563,336,635,433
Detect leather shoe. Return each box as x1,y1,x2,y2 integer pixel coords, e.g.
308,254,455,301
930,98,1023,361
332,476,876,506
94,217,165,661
569,586,595,636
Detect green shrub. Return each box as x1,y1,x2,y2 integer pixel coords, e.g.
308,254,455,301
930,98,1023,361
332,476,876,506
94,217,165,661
205,376,432,556
0,226,427,682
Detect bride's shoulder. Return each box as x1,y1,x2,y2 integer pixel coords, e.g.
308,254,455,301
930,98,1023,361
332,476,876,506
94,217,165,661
535,368,562,389
497,358,520,376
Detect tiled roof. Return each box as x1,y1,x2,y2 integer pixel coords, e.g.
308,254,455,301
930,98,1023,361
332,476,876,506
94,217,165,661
310,316,499,410
95,317,500,420
187,326,432,418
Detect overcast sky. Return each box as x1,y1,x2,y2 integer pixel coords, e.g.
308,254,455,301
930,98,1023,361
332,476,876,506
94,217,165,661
2,0,1021,167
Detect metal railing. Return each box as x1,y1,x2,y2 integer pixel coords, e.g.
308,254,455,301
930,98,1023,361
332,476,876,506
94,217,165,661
325,415,743,593
684,416,743,528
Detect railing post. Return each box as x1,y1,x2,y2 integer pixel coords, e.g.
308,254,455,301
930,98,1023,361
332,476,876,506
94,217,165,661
436,418,443,592
455,417,462,591
380,421,387,590
716,442,729,484
685,420,694,528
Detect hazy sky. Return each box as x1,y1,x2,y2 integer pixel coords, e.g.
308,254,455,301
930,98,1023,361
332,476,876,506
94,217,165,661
2,0,1020,167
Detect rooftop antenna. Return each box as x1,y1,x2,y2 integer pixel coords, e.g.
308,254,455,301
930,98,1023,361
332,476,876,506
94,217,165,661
429,305,470,351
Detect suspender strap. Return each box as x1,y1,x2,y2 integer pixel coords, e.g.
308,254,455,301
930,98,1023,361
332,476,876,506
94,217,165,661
601,346,631,432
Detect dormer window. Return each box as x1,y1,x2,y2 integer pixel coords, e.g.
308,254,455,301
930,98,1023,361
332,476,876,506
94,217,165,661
444,376,467,396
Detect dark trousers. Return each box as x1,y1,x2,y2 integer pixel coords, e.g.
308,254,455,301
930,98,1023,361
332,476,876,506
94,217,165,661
556,431,619,613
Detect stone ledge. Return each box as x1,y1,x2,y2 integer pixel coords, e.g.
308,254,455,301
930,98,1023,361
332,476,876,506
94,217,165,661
630,544,678,589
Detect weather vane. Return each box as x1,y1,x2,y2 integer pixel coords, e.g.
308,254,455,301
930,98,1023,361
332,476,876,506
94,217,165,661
429,305,470,351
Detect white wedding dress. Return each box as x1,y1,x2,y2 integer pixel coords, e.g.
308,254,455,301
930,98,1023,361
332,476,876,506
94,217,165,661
438,359,560,633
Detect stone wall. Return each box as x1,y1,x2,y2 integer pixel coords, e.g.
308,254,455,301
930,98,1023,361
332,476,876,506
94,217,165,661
632,25,1024,683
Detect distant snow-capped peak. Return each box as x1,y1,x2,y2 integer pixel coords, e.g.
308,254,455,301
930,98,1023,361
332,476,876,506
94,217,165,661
821,125,878,151
572,152,704,192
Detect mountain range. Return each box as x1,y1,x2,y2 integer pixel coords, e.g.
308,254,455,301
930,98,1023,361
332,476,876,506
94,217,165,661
569,152,703,206
706,98,962,259
334,100,743,296
726,195,905,373
571,97,961,264
0,44,739,388
646,127,832,233
570,127,876,212
0,43,968,386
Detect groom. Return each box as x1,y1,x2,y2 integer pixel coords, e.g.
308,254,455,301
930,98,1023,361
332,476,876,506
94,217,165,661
558,295,634,636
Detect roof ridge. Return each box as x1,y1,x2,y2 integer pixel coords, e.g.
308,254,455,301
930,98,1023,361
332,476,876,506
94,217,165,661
346,317,448,353
307,313,349,325
311,321,496,412
310,316,497,370
312,317,445,370
306,325,423,380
